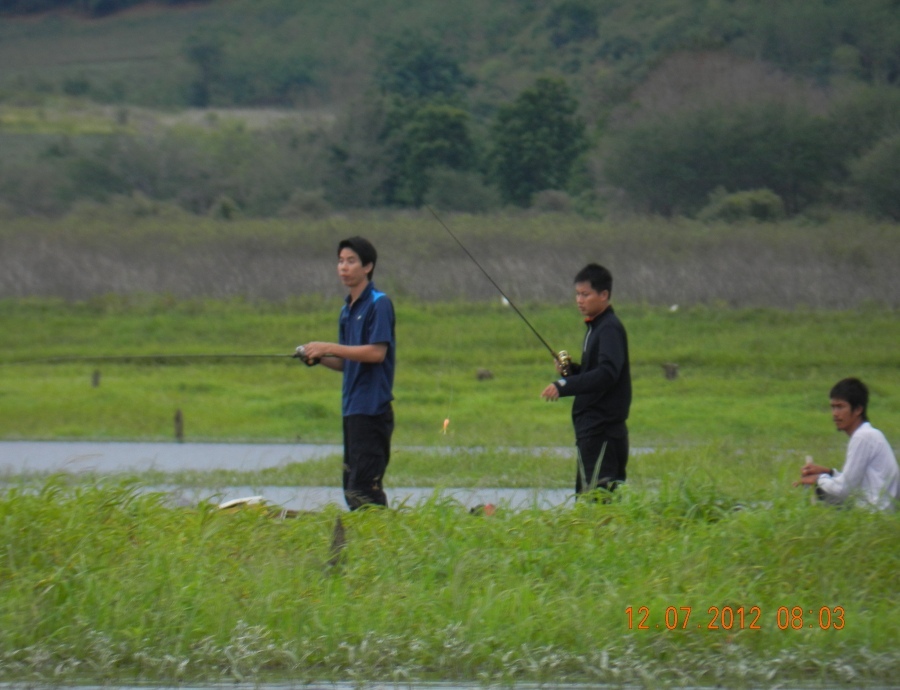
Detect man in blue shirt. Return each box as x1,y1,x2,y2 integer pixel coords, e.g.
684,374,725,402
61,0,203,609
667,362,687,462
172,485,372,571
298,237,396,509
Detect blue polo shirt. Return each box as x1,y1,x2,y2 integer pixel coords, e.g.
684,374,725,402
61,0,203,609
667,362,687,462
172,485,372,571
339,281,395,416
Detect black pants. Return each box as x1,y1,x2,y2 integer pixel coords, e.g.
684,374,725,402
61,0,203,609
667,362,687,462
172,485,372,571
575,433,629,496
342,407,393,510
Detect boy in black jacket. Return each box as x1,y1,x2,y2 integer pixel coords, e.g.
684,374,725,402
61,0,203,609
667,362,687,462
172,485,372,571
541,264,632,496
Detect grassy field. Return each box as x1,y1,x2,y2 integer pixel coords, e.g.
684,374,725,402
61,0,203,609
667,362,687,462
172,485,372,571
2,3,898,682
1,298,898,453
1,472,898,687
2,298,899,687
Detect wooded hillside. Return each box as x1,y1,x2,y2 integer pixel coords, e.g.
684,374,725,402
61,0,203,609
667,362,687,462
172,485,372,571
1,0,898,218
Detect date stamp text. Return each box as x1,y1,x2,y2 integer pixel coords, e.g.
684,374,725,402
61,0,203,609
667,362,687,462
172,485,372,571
625,605,845,631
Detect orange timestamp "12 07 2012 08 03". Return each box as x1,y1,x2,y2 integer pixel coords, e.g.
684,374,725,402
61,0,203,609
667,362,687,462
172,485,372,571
625,605,845,631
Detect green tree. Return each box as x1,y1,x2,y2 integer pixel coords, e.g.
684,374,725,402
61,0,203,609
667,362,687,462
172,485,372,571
489,76,587,207
827,87,900,164
324,98,392,209
384,101,476,206
376,32,473,100
183,31,226,107
851,134,900,219
328,32,478,208
546,0,599,48
748,0,900,84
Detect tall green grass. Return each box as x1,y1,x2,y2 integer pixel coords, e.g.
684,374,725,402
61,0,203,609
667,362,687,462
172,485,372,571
1,471,898,686
2,299,899,686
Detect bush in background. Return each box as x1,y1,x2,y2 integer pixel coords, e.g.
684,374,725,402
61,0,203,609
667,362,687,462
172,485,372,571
698,188,786,223
422,168,501,214
603,103,837,216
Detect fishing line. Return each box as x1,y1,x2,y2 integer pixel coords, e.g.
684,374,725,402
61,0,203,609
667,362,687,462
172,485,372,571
425,205,570,373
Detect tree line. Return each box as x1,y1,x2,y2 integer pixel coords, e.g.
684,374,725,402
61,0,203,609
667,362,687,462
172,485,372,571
0,0,204,17
1,1,898,220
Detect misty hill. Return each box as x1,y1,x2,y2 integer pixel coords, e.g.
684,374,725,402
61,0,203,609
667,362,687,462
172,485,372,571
1,0,898,218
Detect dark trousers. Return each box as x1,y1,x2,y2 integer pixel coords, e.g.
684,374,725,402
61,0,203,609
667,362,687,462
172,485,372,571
342,407,393,510
575,433,629,496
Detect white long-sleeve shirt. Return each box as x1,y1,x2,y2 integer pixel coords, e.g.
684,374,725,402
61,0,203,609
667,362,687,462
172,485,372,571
817,422,900,510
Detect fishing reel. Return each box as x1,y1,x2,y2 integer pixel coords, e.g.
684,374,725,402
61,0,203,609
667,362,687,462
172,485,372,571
557,350,572,377
293,345,320,367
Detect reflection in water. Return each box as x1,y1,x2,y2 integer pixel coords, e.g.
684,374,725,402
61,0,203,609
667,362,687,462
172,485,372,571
0,440,575,512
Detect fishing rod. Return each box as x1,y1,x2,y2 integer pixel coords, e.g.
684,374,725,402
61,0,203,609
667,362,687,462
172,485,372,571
4,353,298,365
426,205,571,375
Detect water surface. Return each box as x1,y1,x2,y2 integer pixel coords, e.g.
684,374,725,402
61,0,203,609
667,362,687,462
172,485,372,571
0,440,341,474
0,440,573,511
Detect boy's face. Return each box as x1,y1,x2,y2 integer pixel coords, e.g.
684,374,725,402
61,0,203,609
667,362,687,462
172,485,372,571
574,281,609,320
830,398,864,434
338,247,372,290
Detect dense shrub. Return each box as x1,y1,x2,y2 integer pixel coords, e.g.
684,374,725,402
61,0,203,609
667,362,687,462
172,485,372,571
422,168,501,214
530,189,574,214
0,120,332,217
278,189,332,219
698,188,786,223
604,103,837,216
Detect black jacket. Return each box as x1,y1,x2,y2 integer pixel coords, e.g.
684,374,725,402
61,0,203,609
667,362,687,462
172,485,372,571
555,306,631,439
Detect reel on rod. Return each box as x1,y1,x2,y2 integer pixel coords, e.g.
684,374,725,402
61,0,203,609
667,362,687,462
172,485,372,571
556,350,572,377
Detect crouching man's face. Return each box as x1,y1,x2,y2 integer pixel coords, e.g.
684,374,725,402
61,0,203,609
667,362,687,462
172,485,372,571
830,398,864,435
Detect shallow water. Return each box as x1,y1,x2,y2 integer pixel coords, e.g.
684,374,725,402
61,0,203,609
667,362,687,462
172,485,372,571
0,440,574,511
0,439,342,474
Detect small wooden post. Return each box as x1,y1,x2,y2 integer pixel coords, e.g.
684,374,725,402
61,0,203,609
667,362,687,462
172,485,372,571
91,369,101,387
174,408,184,443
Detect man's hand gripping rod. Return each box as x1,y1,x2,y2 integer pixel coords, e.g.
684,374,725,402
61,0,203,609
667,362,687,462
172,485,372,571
426,205,571,375
293,345,319,366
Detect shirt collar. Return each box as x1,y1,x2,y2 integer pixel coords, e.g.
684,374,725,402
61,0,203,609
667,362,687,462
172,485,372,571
346,281,375,308
585,305,613,324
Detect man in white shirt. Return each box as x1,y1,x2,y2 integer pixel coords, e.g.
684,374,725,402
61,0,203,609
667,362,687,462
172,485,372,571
797,378,900,510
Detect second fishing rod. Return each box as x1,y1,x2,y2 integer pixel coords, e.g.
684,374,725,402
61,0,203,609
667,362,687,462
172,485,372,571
426,205,572,376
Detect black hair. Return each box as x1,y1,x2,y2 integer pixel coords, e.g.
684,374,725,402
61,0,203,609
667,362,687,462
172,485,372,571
338,236,378,280
574,263,612,296
830,377,869,421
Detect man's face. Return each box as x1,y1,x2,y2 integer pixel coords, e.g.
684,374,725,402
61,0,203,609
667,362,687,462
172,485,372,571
338,248,371,290
830,398,864,434
575,281,609,320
